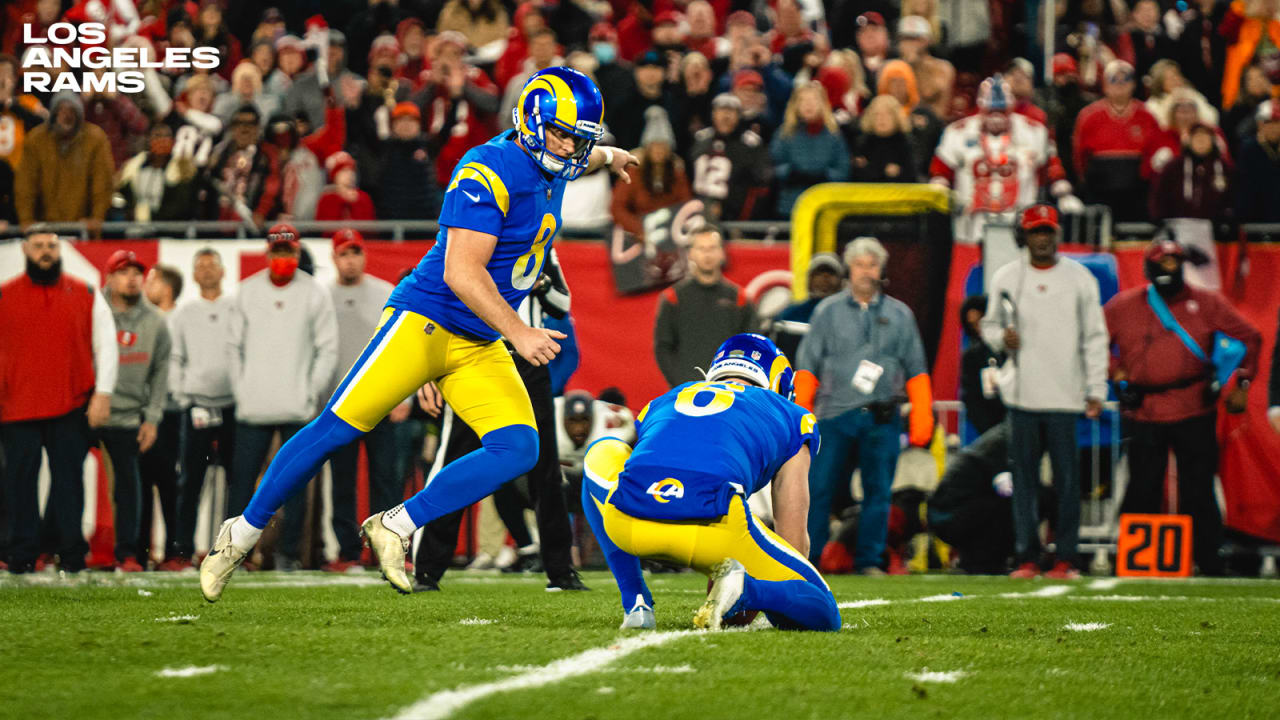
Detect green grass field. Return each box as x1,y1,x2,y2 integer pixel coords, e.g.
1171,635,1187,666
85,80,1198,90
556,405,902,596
2,570,1277,719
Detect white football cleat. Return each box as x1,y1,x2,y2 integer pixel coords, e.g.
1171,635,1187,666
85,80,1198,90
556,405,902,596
620,594,656,630
361,512,412,594
693,558,746,631
200,518,250,603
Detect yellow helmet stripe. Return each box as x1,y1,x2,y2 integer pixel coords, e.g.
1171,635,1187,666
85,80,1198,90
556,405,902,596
446,162,511,216
769,354,792,392
520,73,578,130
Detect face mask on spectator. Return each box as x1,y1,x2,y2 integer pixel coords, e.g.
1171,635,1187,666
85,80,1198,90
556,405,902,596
592,42,616,65
269,256,299,280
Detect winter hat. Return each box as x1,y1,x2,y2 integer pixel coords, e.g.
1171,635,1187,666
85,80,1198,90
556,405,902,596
640,106,675,148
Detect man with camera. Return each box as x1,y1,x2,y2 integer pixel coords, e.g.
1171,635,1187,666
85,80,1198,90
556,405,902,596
1104,237,1260,576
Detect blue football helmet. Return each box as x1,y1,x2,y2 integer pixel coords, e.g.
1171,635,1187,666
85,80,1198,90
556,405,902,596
512,66,606,180
705,333,797,401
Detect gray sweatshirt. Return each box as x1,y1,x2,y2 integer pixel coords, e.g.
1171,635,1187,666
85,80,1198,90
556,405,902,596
103,289,171,428
796,291,928,420
229,270,338,425
327,274,394,399
169,293,237,409
980,255,1110,412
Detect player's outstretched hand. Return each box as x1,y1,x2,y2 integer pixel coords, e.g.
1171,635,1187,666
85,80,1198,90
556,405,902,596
510,325,566,367
416,382,443,417
607,148,640,183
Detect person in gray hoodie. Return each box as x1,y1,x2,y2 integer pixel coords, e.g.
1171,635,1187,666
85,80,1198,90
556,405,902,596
100,250,171,572
227,225,338,569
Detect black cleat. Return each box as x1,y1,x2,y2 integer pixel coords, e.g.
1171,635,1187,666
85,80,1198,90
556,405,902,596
502,552,543,574
412,577,441,593
546,570,590,592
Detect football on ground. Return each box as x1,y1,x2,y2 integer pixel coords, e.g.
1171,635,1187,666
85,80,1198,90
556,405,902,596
2,571,1275,719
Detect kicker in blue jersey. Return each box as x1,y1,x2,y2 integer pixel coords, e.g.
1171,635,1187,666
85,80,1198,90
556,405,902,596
609,380,819,521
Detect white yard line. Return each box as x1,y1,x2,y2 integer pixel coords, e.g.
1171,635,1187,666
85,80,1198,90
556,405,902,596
386,632,693,720
1062,622,1111,632
1087,578,1121,590
998,585,1074,599
154,614,199,622
905,669,971,684
838,598,892,609
155,665,225,678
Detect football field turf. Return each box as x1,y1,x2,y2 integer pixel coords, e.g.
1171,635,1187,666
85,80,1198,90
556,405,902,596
2,570,1277,719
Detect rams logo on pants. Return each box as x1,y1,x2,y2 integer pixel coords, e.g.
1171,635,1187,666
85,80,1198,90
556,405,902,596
646,478,684,503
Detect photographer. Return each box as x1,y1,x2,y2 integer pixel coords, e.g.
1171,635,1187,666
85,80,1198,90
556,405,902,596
1104,237,1261,576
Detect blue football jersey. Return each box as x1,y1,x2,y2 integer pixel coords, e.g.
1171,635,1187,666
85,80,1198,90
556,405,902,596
387,131,566,340
610,381,820,521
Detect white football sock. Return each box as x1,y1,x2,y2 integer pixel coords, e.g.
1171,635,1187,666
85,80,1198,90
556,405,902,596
381,504,417,539
229,516,263,554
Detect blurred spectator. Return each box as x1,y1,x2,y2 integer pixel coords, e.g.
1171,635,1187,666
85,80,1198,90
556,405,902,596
437,0,511,50
80,72,148,168
1169,0,1228,107
771,0,812,55
376,101,442,220
169,248,236,568
316,151,376,222
284,30,361,130
264,35,308,108
1222,64,1272,155
771,253,844,361
1040,54,1094,187
347,0,405,77
1144,88,1226,180
251,7,288,45
610,106,692,235
608,50,673,151
213,61,280,128
15,91,114,232
1220,0,1280,110
1234,100,1280,222
1004,58,1047,125
939,0,992,74
794,237,933,571
139,264,183,569
670,51,715,156
770,82,850,216
395,18,429,86
719,34,794,129
200,104,281,226
0,229,115,574
926,424,1014,574
116,122,199,222
270,94,347,222
1072,60,1161,222
730,69,778,142
686,1,729,60
0,53,44,226
346,34,413,198
414,32,499,190
500,28,564,123
897,15,954,122
166,74,222,169
877,60,942,180
958,294,1006,434
246,39,276,79
854,11,891,87
651,10,687,62
689,94,772,221
1128,0,1174,83
495,3,548,90
852,95,918,182
1105,238,1261,576
654,225,756,387
1146,60,1220,131
99,250,171,573
227,226,338,570
588,23,631,113
324,230,398,571
194,0,242,81
616,3,657,62
820,49,872,139
1149,121,1234,222
980,205,1109,579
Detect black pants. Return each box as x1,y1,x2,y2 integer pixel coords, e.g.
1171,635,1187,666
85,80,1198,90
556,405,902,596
173,406,236,559
416,358,573,582
0,409,91,570
329,418,399,561
1008,409,1080,566
1122,413,1223,574
230,422,304,560
98,427,143,563
138,410,182,562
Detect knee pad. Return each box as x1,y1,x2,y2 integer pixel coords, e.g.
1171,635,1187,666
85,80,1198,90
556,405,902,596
481,424,540,477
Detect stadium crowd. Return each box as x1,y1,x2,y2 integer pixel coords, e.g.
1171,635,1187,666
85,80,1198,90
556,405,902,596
3,0,1280,231
2,0,1280,580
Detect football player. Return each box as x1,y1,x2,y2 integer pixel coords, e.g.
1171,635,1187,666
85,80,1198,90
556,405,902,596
582,334,841,632
201,67,639,601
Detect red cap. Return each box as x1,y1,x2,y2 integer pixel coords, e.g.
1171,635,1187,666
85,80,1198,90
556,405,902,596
325,151,357,181
392,101,420,120
857,11,885,28
106,249,146,275
267,222,300,249
1052,53,1078,77
732,69,764,90
1020,204,1059,231
589,22,617,42
333,228,365,254
653,10,681,27
1145,237,1185,264
368,33,400,64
